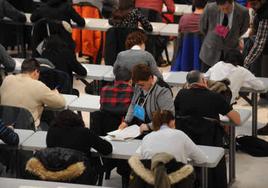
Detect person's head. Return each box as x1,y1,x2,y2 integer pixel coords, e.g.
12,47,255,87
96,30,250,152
118,0,134,10
186,70,207,86
132,64,154,91
125,30,147,49
115,66,132,82
112,0,134,21
248,0,266,11
216,0,234,14
224,49,244,66
53,110,85,128
21,58,40,80
193,0,207,10
152,110,175,131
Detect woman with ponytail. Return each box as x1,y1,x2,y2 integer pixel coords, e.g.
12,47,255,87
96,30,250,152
140,110,207,164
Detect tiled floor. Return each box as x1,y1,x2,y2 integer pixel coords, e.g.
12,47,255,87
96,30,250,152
73,72,268,188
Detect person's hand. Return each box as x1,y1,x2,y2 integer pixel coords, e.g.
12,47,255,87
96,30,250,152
118,122,128,130
140,123,149,133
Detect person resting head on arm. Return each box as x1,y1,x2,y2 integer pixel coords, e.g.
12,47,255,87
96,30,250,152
47,110,113,156
140,110,207,164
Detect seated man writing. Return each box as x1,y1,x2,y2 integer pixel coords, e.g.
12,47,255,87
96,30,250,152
0,58,66,130
119,64,174,134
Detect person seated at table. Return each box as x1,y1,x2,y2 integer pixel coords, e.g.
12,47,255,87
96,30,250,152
0,58,66,130
0,119,18,146
109,0,153,32
178,0,207,33
135,0,174,67
175,70,240,124
46,109,113,157
174,70,240,188
140,110,207,164
118,64,174,135
41,22,87,87
91,67,133,136
0,0,26,22
113,30,163,80
205,49,265,104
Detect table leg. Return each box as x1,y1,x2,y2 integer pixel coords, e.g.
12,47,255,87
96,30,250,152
229,125,236,184
201,167,208,188
252,93,258,137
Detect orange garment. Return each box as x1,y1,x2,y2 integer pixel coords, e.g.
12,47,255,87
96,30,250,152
72,5,102,63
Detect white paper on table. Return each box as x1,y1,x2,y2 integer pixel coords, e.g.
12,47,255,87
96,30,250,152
107,125,140,141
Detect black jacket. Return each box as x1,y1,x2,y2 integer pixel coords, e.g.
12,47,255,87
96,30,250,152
25,147,98,185
42,34,87,84
30,0,85,26
0,0,26,22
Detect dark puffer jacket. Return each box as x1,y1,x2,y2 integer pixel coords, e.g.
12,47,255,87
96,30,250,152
128,153,195,188
25,147,98,185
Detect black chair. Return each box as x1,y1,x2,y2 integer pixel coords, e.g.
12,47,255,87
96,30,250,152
176,116,227,188
104,27,136,66
0,105,35,131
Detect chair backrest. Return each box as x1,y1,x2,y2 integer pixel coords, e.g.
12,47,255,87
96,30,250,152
104,27,136,66
175,115,224,147
0,105,35,131
171,32,203,71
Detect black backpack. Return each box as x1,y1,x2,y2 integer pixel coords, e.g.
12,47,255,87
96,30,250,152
237,136,268,157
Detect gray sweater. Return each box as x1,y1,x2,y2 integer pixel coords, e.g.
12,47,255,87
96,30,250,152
113,49,163,79
125,83,174,127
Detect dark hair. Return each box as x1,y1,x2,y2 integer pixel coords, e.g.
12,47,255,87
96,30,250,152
224,49,244,66
115,67,132,81
216,0,233,5
111,0,134,23
186,70,202,84
54,110,85,128
21,58,40,73
125,30,147,49
132,64,153,83
152,110,175,131
193,0,207,9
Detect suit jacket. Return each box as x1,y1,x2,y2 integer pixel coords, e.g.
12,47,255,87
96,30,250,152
199,2,249,66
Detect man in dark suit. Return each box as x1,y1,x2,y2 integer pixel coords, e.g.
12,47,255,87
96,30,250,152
199,0,249,71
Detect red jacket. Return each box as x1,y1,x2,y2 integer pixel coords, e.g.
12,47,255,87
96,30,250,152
135,0,175,14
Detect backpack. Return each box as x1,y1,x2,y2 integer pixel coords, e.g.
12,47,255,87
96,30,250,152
237,136,268,157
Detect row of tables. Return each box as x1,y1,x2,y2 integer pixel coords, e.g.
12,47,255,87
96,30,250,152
1,129,224,188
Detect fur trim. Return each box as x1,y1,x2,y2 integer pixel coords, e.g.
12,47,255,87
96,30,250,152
151,153,174,171
128,156,194,185
26,157,86,181
168,165,194,184
129,156,154,184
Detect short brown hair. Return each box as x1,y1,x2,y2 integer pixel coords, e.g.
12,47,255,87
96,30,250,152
132,64,153,83
152,110,175,131
125,30,147,49
21,58,40,73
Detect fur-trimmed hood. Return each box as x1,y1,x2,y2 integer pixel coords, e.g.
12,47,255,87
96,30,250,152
128,153,194,186
26,157,85,181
